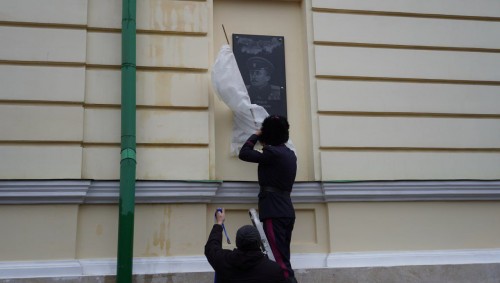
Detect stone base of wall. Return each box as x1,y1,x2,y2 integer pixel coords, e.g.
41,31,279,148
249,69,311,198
3,264,499,283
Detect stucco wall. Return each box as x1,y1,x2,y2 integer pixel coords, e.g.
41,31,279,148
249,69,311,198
2,1,500,181
0,0,212,180
328,201,500,252
213,0,314,181
311,0,500,181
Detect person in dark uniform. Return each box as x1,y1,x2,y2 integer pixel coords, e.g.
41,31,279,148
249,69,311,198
246,57,284,116
238,115,298,283
205,208,286,283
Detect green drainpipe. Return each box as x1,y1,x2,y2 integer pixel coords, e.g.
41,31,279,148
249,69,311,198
117,0,136,282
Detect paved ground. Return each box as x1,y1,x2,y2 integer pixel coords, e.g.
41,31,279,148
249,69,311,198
2,263,500,283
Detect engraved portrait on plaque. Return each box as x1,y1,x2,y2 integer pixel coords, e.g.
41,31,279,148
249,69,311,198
233,34,287,117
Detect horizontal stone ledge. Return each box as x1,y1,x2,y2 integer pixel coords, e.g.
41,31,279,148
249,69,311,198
86,181,220,204
0,180,90,204
323,180,500,202
0,180,499,204
213,182,324,204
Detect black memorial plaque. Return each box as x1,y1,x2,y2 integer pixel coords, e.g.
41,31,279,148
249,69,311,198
233,34,287,117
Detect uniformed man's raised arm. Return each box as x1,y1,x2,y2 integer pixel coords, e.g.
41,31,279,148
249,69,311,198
239,133,262,163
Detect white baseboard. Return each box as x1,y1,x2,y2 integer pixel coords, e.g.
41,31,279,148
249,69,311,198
326,249,500,268
1,249,500,279
79,256,214,276
0,260,83,279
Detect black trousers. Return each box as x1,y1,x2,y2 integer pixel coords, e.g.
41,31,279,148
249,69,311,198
263,217,295,279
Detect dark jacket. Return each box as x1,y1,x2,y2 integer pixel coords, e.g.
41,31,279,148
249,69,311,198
205,224,286,283
239,134,297,220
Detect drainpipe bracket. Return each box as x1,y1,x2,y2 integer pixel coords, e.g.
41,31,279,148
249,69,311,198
121,148,137,162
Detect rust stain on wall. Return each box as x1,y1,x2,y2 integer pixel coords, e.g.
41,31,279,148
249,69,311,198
148,1,207,33
164,206,172,256
143,241,159,257
151,206,172,256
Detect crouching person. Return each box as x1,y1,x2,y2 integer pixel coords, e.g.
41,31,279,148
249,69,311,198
205,208,286,283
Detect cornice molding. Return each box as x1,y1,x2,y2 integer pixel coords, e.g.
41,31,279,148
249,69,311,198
85,181,220,204
213,182,324,203
0,180,90,204
323,180,500,202
292,182,325,203
0,180,499,204
214,182,259,203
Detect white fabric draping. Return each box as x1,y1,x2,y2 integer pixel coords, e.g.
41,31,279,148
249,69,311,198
211,44,296,156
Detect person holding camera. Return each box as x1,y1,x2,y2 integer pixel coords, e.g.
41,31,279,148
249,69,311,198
238,115,298,283
204,208,286,283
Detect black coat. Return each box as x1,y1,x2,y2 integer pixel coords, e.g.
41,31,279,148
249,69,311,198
205,224,286,283
239,134,297,220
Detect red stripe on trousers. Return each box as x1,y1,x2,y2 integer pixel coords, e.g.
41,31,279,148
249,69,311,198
265,219,289,279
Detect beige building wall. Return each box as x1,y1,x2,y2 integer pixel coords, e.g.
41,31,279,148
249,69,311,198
76,204,208,259
3,1,499,181
328,201,500,253
311,0,500,181
0,205,79,261
1,0,500,278
0,0,211,180
310,0,500,253
0,0,86,178
213,0,314,182
0,0,215,263
84,0,211,180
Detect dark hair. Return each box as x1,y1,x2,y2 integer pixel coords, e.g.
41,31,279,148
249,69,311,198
260,115,289,146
